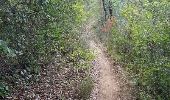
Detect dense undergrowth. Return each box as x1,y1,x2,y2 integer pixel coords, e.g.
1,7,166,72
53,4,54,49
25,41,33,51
1,0,169,99
98,0,170,100
0,0,95,99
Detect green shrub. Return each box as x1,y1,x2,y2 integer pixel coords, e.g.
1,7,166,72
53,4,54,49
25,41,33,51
79,76,93,99
99,0,170,99
0,0,91,98
0,82,9,97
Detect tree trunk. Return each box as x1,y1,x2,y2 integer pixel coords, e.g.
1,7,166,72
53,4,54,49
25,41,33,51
102,0,107,21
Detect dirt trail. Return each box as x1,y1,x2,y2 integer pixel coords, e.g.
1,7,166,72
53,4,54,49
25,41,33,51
82,19,135,100
89,41,120,100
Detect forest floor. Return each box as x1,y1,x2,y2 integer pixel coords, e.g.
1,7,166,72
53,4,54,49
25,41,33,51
82,18,136,100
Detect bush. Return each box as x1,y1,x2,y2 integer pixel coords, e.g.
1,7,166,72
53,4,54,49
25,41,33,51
0,0,85,72
0,0,92,98
0,82,9,98
99,0,170,99
79,76,93,99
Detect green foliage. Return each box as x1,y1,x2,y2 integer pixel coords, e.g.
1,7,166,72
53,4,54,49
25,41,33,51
0,0,93,98
100,0,170,99
0,40,16,57
79,76,93,99
0,82,9,97
0,0,86,71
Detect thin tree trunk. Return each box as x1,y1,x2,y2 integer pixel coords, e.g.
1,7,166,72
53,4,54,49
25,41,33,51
102,0,107,21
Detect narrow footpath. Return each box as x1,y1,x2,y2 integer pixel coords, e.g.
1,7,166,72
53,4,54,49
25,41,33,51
82,19,135,100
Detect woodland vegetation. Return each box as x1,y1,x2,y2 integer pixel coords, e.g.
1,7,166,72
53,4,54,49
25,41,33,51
99,0,170,99
0,0,170,100
0,0,94,99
